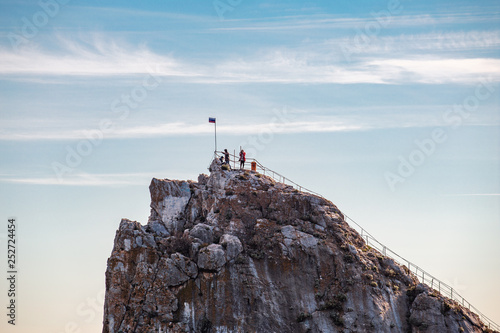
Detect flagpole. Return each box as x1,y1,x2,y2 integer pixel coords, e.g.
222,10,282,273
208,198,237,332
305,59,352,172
209,117,217,157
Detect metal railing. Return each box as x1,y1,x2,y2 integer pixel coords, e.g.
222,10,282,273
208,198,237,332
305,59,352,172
210,153,499,331
344,214,500,332
214,151,324,198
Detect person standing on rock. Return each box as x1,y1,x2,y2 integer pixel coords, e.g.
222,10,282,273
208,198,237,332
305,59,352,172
239,149,246,169
224,149,230,166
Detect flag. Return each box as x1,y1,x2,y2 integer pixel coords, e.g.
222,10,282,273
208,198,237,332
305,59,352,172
209,117,216,123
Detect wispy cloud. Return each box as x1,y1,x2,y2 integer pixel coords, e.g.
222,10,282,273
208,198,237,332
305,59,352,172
444,193,500,197
0,36,198,77
0,172,152,186
75,5,210,22
0,120,364,141
213,12,500,32
365,58,500,84
324,30,500,56
1,36,499,84
2,110,498,142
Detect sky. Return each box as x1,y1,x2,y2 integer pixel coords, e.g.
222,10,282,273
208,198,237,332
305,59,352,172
0,0,499,331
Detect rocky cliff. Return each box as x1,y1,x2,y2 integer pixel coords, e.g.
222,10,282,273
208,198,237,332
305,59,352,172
102,162,496,333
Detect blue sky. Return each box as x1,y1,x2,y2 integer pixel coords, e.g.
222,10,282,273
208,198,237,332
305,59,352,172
0,0,499,331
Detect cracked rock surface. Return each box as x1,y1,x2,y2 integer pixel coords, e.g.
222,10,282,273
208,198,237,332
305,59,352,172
103,162,495,333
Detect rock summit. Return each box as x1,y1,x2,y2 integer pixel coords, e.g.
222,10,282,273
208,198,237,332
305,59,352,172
103,162,496,333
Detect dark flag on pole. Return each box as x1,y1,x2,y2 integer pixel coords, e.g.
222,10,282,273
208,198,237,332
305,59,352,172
209,117,216,123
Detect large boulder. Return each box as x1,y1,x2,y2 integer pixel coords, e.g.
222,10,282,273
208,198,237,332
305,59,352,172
197,244,226,271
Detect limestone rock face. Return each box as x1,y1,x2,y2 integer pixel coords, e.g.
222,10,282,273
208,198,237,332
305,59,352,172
103,169,496,333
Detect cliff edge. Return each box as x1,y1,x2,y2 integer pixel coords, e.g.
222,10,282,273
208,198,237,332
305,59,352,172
102,162,495,333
